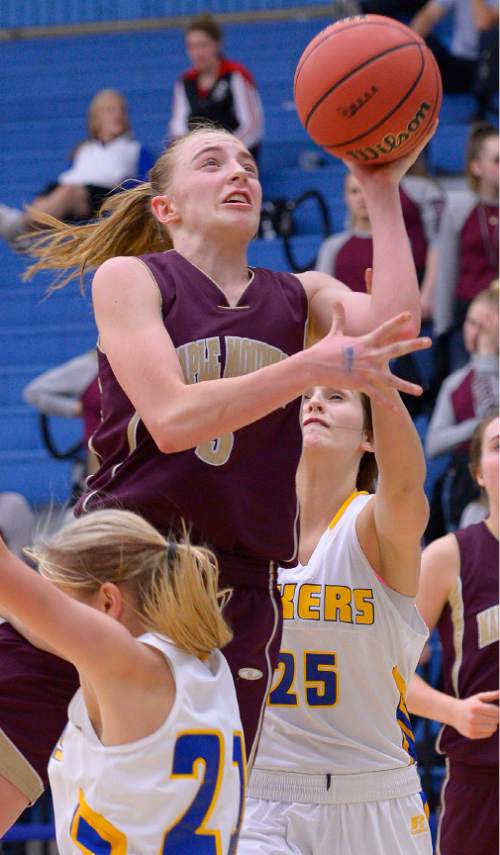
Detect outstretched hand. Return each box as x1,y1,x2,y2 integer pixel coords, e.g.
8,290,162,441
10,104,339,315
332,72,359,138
308,307,432,411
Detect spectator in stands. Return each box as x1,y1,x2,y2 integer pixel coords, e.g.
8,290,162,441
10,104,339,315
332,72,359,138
317,168,443,290
410,0,490,94
407,411,499,855
315,172,372,293
433,123,498,370
169,13,264,160
0,89,154,247
426,282,499,530
23,350,100,489
0,493,34,558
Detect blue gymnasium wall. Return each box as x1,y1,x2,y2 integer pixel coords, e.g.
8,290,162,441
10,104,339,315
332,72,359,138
0,16,482,505
0,0,332,29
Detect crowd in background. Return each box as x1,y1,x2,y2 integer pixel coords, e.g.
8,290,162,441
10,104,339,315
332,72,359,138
0,3,497,849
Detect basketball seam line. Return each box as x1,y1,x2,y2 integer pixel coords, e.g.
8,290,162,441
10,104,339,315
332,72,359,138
304,40,421,130
331,40,441,153
324,45,427,148
294,18,424,91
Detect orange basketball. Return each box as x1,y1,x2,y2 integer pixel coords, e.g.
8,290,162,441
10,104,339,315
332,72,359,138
294,14,442,164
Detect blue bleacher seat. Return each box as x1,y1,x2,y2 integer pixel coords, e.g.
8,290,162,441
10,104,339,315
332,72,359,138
428,123,470,174
0,1,332,29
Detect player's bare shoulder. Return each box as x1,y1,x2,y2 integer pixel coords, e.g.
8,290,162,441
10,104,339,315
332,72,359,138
92,255,162,313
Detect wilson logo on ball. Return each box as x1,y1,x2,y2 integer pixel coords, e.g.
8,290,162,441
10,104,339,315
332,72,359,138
345,100,432,162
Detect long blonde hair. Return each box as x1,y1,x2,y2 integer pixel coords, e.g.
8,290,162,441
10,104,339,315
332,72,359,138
469,278,500,315
24,125,236,290
87,89,130,140
29,509,232,658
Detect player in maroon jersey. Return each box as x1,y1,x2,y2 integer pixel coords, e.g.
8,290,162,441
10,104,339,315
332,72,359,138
0,125,434,830
407,411,499,855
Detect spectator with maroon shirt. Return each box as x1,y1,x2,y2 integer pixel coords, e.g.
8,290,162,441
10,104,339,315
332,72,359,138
315,172,372,293
316,170,443,291
426,283,498,530
169,13,264,160
433,123,499,373
407,411,499,855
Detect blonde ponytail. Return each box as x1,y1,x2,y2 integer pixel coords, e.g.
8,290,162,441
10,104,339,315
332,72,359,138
32,509,232,658
140,541,233,658
23,183,172,290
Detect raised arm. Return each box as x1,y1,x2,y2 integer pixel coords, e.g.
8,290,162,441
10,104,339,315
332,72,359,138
298,130,438,340
93,258,430,452
356,387,429,595
0,536,155,691
406,536,500,738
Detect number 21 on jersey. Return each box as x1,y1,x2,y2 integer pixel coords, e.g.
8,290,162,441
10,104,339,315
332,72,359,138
70,729,246,854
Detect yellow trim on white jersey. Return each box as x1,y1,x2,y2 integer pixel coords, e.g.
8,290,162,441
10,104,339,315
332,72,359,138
328,490,369,530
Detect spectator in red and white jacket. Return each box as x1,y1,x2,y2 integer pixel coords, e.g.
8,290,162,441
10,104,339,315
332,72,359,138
168,13,264,160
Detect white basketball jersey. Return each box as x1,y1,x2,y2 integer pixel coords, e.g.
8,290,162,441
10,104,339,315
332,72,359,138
255,492,428,776
48,633,246,854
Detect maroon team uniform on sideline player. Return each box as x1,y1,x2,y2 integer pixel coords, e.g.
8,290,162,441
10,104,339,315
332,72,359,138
75,249,308,756
435,521,499,855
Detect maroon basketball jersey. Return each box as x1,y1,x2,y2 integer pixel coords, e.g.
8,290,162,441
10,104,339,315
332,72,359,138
75,250,308,566
436,522,499,767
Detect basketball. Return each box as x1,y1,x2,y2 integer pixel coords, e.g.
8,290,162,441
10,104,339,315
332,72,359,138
294,15,442,164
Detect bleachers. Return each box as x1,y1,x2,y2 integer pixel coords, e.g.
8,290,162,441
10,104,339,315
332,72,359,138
0,15,485,506
0,0,333,30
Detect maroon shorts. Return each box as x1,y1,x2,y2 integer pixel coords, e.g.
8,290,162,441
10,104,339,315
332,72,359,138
218,556,283,767
437,761,499,855
0,623,78,801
